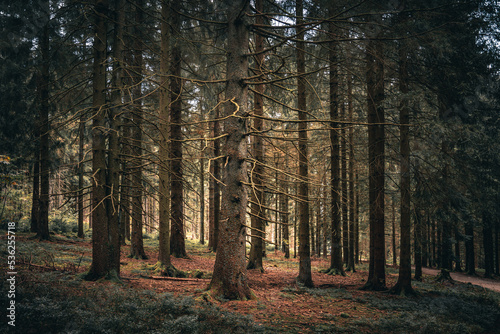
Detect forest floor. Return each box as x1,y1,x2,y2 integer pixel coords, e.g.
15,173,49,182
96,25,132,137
2,233,500,333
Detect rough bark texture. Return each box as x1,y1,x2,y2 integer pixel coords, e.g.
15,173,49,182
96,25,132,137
86,0,120,280
390,40,414,295
169,0,186,258
209,96,221,252
247,0,265,272
327,3,344,276
208,0,253,300
158,0,171,268
200,138,205,245
363,14,386,291
105,0,124,275
341,101,348,265
296,0,313,288
129,0,147,260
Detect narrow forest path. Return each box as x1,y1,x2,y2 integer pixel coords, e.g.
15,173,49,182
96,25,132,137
420,267,500,292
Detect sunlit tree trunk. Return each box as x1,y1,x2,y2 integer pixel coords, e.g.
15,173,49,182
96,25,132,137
208,0,253,300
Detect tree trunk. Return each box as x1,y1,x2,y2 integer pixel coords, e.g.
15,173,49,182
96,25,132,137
209,94,221,252
281,157,290,259
169,0,186,259
392,200,397,266
483,212,494,278
347,72,355,272
77,111,85,238
30,150,40,234
390,37,414,295
157,0,172,270
37,19,50,241
129,0,147,260
326,2,344,277
296,0,313,287
86,0,120,280
363,13,386,291
200,137,205,245
341,101,348,266
105,0,124,276
208,0,253,300
248,4,265,267
454,227,462,272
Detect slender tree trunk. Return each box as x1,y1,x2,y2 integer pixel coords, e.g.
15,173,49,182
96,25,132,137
495,220,499,276
157,0,172,270
248,5,265,268
169,0,186,258
105,0,124,276
37,20,50,241
455,227,462,272
414,210,423,281
341,101,348,266
129,0,147,260
363,13,386,291
327,2,344,276
208,0,253,300
392,200,397,266
347,73,355,272
77,112,85,238
200,138,205,245
390,37,414,294
483,212,494,278
281,158,290,259
210,94,221,252
296,0,313,287
355,171,360,264
31,150,40,234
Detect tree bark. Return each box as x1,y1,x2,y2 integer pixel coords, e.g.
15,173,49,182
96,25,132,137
37,18,50,241
86,0,120,280
363,12,387,291
169,0,186,259
296,0,313,287
390,36,414,295
77,111,85,238
326,2,344,277
157,0,172,269
247,0,265,271
129,0,147,260
208,0,253,300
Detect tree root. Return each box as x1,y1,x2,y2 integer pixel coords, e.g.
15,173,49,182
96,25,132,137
321,267,346,276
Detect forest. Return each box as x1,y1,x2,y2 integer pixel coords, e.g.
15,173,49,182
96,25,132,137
1,0,500,333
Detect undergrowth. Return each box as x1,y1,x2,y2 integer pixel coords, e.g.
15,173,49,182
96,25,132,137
0,271,260,333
